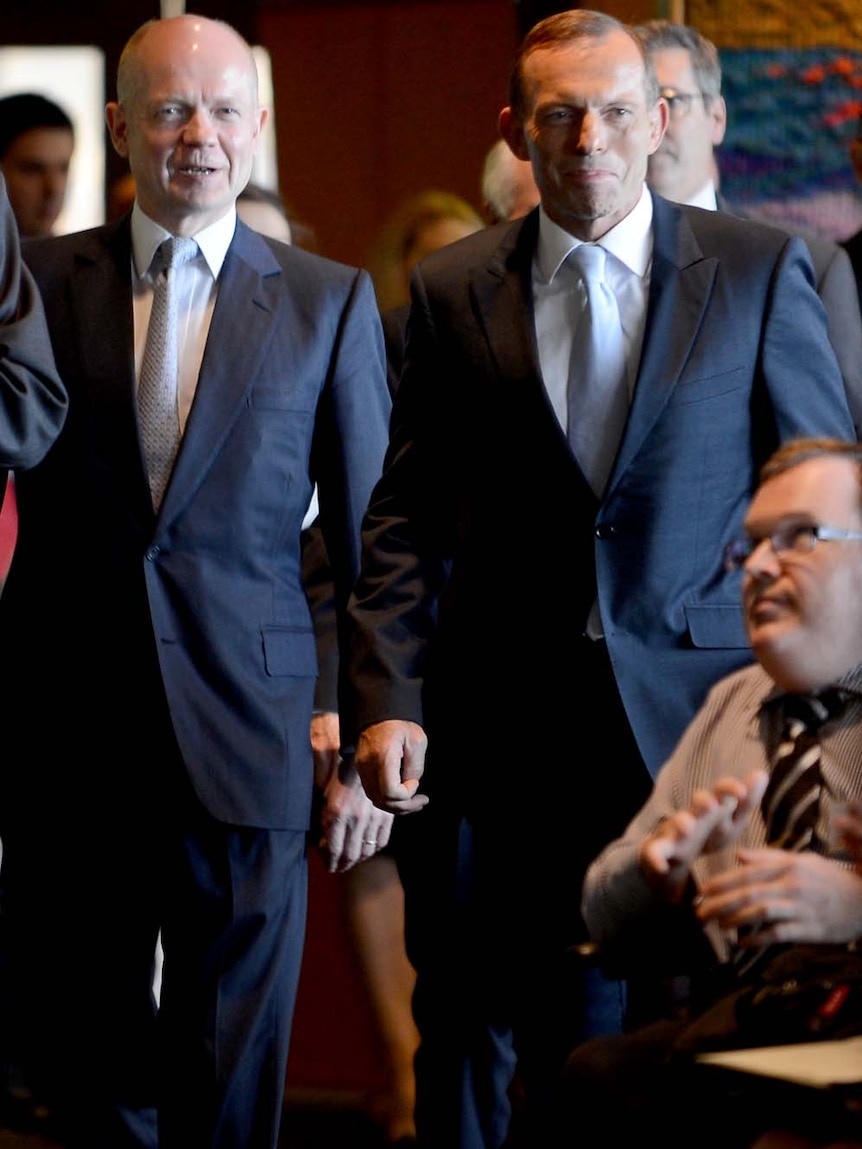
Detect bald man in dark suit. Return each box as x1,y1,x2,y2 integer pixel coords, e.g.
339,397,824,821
0,16,389,1149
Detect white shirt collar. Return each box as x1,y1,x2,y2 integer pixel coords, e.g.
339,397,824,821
130,203,236,281
536,184,654,283
686,180,719,211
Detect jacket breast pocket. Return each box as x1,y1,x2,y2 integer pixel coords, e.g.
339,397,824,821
668,364,747,407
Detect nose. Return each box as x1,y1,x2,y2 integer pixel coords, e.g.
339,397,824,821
181,108,216,146
44,171,67,204
744,536,781,581
575,110,605,154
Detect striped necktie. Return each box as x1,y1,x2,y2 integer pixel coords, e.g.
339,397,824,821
762,690,847,852
735,688,847,978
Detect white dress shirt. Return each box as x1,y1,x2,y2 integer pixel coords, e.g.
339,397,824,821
687,180,719,210
532,184,654,440
131,204,235,434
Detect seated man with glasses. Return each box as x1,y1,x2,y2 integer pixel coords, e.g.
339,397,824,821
560,436,862,1149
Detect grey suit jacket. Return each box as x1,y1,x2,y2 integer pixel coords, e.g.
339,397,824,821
718,194,862,434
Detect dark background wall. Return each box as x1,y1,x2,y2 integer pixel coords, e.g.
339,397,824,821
2,0,654,266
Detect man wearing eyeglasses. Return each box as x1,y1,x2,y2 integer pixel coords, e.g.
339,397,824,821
567,435,862,1147
636,20,862,436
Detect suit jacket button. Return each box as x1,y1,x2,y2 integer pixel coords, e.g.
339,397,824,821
145,544,161,560
595,524,616,539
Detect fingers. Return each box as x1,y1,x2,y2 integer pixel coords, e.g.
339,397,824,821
695,849,862,945
353,721,430,814
320,795,397,874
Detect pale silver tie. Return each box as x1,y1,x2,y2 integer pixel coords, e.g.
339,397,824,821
138,236,198,511
566,244,629,497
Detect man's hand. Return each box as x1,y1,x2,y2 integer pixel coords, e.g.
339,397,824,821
319,756,394,873
311,710,341,789
696,846,862,947
638,769,769,904
353,720,429,814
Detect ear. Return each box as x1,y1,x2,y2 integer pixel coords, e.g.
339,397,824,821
252,106,268,154
500,106,530,162
709,95,727,148
646,97,669,157
105,102,129,159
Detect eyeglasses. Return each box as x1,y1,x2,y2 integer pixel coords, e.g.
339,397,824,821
660,88,706,118
724,523,862,572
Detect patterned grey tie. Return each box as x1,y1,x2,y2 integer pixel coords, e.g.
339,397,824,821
566,244,629,498
138,236,198,511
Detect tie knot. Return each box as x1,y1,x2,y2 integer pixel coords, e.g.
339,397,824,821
781,688,847,733
569,243,607,284
154,236,198,275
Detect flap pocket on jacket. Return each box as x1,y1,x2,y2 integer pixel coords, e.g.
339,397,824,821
262,627,318,677
685,604,749,650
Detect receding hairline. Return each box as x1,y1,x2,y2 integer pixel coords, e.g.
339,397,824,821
116,15,259,107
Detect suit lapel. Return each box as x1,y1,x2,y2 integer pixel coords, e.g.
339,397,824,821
158,222,283,521
471,214,547,394
468,200,720,496
606,195,718,496
68,220,154,521
71,222,136,388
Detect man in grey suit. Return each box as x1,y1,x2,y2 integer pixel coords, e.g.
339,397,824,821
0,15,390,1149
343,10,856,1149
637,19,862,434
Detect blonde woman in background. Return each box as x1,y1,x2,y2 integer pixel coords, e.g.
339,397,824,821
368,189,485,312
368,189,485,396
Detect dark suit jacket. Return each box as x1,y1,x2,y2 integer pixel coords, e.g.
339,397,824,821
0,173,66,481
346,196,855,810
3,216,390,832
718,195,862,434
380,302,409,395
302,301,403,714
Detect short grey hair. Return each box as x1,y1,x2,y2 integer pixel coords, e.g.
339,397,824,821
633,20,722,104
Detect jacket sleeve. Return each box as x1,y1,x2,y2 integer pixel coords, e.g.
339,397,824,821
0,173,67,470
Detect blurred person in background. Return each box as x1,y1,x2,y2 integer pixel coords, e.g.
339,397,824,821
637,19,862,436
367,189,484,393
480,138,540,224
0,93,74,239
367,189,485,313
